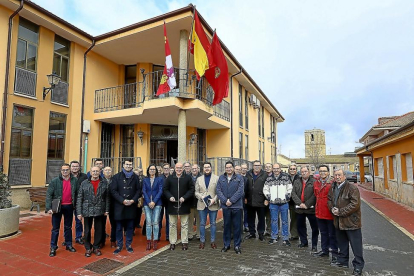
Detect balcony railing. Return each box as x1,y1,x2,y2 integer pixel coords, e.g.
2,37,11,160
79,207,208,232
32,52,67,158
94,69,230,121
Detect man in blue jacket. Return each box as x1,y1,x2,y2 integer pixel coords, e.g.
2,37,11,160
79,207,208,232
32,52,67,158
216,161,244,254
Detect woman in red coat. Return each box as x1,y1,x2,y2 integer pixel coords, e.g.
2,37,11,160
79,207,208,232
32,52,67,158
313,165,338,263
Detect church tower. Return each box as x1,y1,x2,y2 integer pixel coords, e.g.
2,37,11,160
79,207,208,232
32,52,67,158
305,129,326,158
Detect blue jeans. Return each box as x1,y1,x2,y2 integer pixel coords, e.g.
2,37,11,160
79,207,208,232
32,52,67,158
74,210,83,241
198,208,218,243
50,204,73,249
269,203,289,240
317,218,338,255
223,208,242,248
116,219,134,249
143,205,162,241
243,202,248,228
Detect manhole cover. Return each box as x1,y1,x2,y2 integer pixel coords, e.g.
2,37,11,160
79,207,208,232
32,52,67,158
20,213,37,218
83,258,123,274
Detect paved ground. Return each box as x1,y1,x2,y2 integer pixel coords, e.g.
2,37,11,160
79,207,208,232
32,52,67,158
1,185,413,276
112,195,414,276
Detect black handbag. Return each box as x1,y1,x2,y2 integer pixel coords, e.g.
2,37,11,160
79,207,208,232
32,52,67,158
51,198,61,213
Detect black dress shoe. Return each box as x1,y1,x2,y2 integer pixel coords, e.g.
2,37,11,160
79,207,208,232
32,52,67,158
298,243,308,248
353,268,362,276
289,236,299,241
314,251,329,257
49,248,56,257
330,262,349,268
311,247,318,253
93,248,102,256
221,246,230,252
258,234,264,241
66,246,76,252
234,247,241,254
85,249,92,257
169,244,176,251
75,239,84,245
244,234,256,240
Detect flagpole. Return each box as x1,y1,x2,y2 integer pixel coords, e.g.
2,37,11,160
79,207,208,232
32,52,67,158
186,5,196,76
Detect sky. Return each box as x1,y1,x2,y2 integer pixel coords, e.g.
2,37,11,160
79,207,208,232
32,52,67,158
33,0,414,158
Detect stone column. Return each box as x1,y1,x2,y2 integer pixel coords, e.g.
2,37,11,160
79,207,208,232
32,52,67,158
177,109,187,163
359,155,365,182
179,30,189,93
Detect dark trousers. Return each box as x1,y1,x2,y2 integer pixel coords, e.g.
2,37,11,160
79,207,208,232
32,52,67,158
317,218,338,255
116,219,134,249
74,210,83,241
50,204,73,249
223,208,242,248
289,203,298,238
109,212,116,243
246,205,266,236
336,228,365,270
99,215,108,245
159,204,170,239
84,215,104,250
296,213,319,248
243,202,248,228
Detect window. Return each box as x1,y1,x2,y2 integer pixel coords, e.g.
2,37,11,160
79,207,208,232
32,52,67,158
10,106,34,158
16,18,39,71
262,106,265,139
262,142,265,164
258,108,261,137
245,90,249,129
245,135,249,161
239,132,243,159
239,85,243,127
402,153,413,183
376,157,384,177
259,141,261,162
388,156,395,180
53,35,70,82
121,125,134,157
48,112,66,159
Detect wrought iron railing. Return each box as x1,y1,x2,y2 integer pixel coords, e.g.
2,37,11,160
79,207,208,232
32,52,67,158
14,67,37,97
94,69,230,121
207,157,253,176
91,157,142,174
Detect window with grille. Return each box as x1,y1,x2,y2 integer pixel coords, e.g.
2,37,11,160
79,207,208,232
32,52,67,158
16,18,38,72
245,91,249,130
10,106,34,158
53,35,70,82
239,132,243,159
239,85,243,127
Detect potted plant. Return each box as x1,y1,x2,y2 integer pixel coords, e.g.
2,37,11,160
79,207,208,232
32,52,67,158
0,171,20,238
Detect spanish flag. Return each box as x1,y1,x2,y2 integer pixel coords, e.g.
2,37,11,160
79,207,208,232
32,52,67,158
189,10,213,78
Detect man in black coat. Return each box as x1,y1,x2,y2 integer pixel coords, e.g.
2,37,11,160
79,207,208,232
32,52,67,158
244,160,268,241
110,159,141,254
163,162,195,251
288,164,300,240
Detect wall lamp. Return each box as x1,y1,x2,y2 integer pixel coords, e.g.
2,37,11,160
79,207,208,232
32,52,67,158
137,128,144,145
43,72,61,100
189,133,197,144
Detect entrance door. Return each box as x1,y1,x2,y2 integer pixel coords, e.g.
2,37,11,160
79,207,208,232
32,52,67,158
167,140,178,165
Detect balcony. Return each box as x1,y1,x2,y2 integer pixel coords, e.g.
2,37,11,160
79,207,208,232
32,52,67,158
94,69,230,122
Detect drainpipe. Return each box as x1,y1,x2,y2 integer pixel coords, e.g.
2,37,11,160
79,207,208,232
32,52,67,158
230,68,242,159
0,0,24,171
79,40,95,166
83,135,88,174
366,146,375,191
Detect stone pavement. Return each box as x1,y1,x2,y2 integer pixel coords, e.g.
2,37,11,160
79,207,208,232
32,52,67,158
112,190,414,276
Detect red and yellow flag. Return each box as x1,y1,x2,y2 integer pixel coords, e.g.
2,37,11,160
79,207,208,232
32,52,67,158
189,10,213,78
204,33,229,105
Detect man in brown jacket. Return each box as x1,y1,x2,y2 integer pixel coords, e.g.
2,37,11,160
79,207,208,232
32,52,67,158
328,169,364,276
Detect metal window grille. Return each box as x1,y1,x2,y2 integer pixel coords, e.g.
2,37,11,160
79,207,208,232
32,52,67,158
8,158,31,185
14,67,36,97
46,159,64,183
51,81,68,105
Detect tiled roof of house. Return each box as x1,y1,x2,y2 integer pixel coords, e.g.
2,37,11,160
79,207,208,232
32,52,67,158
375,111,414,128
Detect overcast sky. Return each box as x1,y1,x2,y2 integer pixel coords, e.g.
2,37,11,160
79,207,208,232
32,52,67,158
33,0,414,158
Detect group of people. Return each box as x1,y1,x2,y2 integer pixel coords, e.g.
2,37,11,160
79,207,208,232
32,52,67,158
45,158,364,276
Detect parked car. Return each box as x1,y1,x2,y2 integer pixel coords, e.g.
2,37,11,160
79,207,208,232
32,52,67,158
344,171,357,183
356,172,373,182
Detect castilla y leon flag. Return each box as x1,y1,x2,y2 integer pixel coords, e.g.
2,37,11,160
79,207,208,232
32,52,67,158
204,33,229,105
156,22,176,96
189,10,214,79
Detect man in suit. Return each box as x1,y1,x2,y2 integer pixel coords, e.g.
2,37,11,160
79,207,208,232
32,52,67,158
110,159,141,254
194,162,220,249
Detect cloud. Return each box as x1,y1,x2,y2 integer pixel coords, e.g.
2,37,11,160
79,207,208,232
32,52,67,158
31,0,414,158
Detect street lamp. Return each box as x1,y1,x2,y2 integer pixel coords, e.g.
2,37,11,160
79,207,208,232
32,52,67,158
137,128,144,145
43,72,61,100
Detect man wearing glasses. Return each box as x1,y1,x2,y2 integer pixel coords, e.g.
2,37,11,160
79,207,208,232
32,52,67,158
314,165,338,262
163,162,194,250
288,164,300,240
216,161,244,254
244,160,268,241
110,159,141,254
46,163,78,257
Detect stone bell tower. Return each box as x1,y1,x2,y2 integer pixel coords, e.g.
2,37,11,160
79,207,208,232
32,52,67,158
305,129,326,158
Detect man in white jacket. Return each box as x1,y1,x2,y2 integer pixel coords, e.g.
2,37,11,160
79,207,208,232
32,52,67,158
263,163,293,246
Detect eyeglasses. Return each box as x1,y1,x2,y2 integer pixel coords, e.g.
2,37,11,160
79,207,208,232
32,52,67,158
149,169,156,171
124,164,133,166
254,165,261,167
319,170,328,173
91,170,100,173
61,169,69,172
